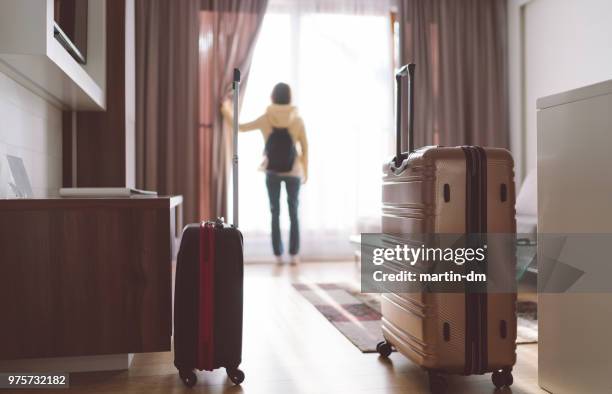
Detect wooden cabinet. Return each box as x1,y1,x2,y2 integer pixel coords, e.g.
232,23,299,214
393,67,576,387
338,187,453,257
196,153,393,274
0,197,180,360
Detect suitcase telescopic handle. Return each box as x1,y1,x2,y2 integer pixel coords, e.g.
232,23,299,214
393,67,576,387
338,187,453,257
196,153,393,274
394,63,415,168
232,68,241,227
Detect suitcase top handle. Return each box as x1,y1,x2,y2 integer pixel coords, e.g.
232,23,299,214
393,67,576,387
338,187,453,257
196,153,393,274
232,68,241,227
395,63,415,168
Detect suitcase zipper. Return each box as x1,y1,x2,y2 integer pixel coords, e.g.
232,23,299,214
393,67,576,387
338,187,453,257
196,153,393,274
461,147,488,375
462,147,475,375
475,147,489,375
198,222,216,371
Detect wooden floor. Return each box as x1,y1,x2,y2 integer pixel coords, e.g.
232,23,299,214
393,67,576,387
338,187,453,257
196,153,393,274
27,262,543,394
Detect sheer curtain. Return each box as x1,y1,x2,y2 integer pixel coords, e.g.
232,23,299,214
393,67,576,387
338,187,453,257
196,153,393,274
238,0,396,261
199,0,268,220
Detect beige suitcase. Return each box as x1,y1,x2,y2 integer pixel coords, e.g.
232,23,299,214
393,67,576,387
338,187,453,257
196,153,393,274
376,64,517,393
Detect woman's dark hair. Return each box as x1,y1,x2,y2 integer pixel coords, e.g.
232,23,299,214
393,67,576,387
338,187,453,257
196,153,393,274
271,83,291,105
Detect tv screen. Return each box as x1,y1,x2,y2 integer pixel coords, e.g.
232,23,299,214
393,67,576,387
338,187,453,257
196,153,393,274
53,0,88,64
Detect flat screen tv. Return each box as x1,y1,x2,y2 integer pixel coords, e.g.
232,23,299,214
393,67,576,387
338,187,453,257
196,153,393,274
53,0,88,64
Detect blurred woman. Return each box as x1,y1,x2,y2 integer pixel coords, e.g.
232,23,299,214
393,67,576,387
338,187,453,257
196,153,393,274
224,83,308,265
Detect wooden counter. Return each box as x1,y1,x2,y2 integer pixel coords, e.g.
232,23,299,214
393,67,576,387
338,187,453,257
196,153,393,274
0,196,182,360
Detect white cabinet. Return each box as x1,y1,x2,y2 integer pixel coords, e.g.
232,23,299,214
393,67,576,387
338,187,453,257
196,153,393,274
0,0,106,110
538,79,612,393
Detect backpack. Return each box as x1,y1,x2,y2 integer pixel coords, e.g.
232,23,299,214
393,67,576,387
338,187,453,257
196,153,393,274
265,127,297,172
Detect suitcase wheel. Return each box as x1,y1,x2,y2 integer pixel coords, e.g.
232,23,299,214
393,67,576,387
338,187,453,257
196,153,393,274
376,341,392,358
179,369,197,388
491,368,513,389
428,371,447,394
226,367,245,385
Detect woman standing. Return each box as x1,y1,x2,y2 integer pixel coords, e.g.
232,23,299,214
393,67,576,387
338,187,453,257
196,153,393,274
224,83,308,265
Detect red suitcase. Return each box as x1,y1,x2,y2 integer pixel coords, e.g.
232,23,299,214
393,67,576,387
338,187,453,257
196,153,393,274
173,69,245,387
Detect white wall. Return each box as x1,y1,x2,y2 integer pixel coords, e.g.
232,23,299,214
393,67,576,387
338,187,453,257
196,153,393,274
511,0,612,179
0,70,62,197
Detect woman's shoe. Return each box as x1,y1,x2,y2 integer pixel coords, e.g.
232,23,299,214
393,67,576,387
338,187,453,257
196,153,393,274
275,255,284,265
290,255,300,266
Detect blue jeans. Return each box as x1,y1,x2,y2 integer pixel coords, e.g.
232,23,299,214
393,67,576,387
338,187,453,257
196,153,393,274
266,173,301,256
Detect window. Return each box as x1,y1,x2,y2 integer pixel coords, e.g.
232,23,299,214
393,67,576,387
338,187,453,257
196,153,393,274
239,10,394,260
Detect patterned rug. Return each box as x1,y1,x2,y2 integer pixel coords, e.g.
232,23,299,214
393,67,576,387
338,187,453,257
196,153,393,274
292,283,538,353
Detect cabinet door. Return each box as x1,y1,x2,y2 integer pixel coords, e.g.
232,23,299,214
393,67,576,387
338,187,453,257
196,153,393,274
0,201,171,359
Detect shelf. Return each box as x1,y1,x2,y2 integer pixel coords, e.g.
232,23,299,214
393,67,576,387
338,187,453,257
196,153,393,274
0,0,106,110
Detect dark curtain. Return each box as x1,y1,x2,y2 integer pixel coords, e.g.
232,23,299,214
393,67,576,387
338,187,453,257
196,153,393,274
135,0,201,223
398,0,509,149
199,0,268,219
